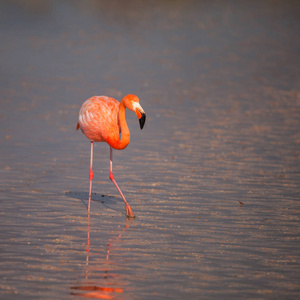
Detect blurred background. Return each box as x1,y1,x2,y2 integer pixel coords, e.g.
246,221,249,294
0,0,299,299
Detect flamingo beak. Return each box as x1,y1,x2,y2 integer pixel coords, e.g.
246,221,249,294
135,108,146,129
133,102,146,129
139,111,146,129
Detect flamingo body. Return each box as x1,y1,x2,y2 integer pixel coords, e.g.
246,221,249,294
78,96,120,144
77,94,146,218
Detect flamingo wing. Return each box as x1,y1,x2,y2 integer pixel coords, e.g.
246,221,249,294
78,96,120,143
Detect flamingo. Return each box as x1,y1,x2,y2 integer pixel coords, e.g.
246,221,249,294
76,94,146,218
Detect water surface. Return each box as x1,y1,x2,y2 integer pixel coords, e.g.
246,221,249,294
1,1,299,299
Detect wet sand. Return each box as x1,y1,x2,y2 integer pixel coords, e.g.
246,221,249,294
1,1,299,299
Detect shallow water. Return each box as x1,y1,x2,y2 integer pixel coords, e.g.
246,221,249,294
1,1,300,299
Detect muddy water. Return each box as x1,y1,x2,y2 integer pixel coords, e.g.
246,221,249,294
1,1,300,299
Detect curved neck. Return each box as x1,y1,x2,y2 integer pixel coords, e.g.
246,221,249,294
109,102,130,150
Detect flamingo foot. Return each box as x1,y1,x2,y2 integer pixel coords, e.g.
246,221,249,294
125,205,135,219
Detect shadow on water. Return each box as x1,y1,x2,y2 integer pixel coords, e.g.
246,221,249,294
65,191,125,215
70,214,130,299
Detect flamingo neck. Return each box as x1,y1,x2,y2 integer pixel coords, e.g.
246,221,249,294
110,101,130,150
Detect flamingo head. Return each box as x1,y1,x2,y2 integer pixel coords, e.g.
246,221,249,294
123,94,146,129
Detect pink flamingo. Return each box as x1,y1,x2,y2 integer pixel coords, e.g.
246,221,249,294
77,94,146,218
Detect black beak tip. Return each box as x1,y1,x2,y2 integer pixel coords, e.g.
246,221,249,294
139,113,146,129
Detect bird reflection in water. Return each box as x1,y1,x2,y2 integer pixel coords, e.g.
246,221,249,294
71,214,130,299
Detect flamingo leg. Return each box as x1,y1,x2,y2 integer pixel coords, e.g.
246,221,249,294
88,141,94,213
109,147,135,218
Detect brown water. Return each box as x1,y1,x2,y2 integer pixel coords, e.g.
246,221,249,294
1,1,300,299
